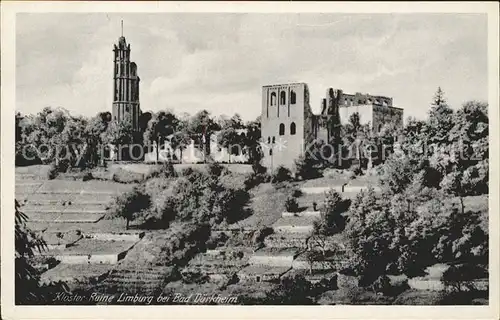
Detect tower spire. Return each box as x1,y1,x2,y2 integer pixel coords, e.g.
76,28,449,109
121,20,123,37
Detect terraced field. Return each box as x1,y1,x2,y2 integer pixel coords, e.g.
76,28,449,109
16,168,142,289
16,165,381,303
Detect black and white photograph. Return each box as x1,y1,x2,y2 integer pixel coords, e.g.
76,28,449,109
1,2,499,318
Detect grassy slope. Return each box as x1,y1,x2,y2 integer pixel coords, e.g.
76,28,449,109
230,183,289,229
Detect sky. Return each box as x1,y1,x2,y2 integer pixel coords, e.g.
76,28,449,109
16,13,488,121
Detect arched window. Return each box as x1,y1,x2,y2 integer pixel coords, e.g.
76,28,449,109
270,92,277,106
267,136,271,144
279,123,285,136
272,136,276,144
378,124,383,132
290,122,296,135
290,90,296,104
280,91,286,105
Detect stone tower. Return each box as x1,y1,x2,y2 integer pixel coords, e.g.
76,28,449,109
260,83,316,170
112,23,141,131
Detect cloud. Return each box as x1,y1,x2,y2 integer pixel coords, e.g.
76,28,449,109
16,13,487,121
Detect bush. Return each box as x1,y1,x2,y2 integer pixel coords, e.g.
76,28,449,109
290,187,302,198
371,275,392,295
47,159,71,180
442,264,487,293
266,275,314,305
323,168,341,179
294,155,320,180
145,162,177,180
284,195,300,213
206,232,229,249
252,227,274,247
112,168,144,184
243,162,271,190
82,172,93,181
207,162,228,177
272,166,293,184
252,162,267,175
47,163,58,180
181,167,195,177
181,270,209,284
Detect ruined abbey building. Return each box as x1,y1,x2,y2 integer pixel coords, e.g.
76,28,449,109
108,33,403,167
260,83,404,170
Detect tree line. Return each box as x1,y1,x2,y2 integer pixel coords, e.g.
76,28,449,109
15,107,263,169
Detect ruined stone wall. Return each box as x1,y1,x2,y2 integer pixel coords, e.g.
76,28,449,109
372,105,404,132
342,92,393,107
339,104,374,128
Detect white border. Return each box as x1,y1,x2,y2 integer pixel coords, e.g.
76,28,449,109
1,2,499,319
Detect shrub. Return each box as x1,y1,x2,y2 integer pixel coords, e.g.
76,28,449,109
252,227,274,247
442,264,487,293
47,163,58,180
252,162,267,175
82,172,93,181
290,187,302,198
181,270,209,284
352,165,363,177
272,166,292,184
371,275,392,295
112,168,144,184
181,167,195,177
145,162,177,180
47,159,71,180
284,195,300,213
207,162,227,177
323,168,341,179
294,155,320,180
266,274,314,305
244,163,271,190
206,232,229,249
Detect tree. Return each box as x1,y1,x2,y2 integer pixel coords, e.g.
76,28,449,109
315,189,349,235
271,165,292,184
56,116,87,167
439,167,482,214
377,155,415,195
244,117,263,164
304,250,323,275
84,112,111,166
171,117,192,163
442,264,487,293
266,275,313,305
284,195,300,213
341,112,372,169
428,87,454,145
15,200,68,303
294,155,319,180
218,114,244,163
143,111,180,162
188,110,220,162
102,118,134,161
113,186,152,229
